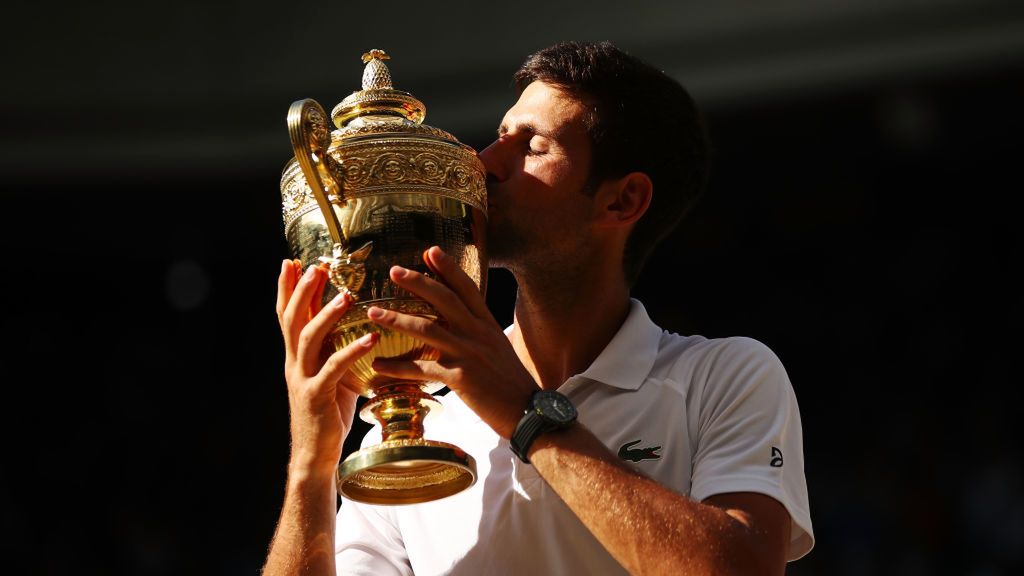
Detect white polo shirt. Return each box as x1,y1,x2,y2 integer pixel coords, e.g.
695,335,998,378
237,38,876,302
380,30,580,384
335,299,814,575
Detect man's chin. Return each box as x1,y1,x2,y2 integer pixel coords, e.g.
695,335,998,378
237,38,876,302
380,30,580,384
485,239,516,269
486,246,510,266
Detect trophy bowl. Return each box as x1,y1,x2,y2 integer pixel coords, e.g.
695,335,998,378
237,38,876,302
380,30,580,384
280,49,487,505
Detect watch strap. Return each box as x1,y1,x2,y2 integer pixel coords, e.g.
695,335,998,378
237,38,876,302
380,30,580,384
510,409,545,463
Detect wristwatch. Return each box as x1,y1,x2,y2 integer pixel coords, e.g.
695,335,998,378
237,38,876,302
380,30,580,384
510,389,578,463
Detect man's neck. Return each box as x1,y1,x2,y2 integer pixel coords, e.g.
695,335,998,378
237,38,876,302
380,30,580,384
508,268,631,391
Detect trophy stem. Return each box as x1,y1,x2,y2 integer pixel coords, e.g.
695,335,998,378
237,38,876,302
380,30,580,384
361,383,435,441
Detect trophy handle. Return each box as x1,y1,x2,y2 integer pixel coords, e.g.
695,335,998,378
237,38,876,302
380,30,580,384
288,98,345,244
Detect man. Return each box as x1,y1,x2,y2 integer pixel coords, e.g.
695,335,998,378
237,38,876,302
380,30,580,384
264,41,813,575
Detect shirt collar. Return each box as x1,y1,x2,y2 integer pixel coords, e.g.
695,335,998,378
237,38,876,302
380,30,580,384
576,298,662,390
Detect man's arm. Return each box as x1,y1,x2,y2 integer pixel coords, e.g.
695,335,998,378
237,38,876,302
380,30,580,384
262,260,379,576
264,469,339,575
368,248,794,575
529,424,791,575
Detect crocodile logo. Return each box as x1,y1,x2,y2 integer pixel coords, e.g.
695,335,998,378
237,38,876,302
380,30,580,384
618,439,661,462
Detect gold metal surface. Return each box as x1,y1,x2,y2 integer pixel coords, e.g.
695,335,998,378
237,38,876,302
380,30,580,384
338,438,476,505
281,49,486,504
287,99,343,243
319,241,374,300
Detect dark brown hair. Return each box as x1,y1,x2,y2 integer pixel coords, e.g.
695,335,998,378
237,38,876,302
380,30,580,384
514,41,710,285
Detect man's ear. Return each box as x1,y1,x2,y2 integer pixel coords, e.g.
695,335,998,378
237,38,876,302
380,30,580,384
593,172,652,228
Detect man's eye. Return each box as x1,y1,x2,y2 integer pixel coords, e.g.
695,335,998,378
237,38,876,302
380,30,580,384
526,140,546,156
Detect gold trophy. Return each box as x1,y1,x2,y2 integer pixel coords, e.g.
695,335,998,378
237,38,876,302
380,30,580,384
280,49,487,505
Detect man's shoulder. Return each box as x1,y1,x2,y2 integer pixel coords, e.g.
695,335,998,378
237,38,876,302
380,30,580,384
628,300,780,365
650,332,785,384
655,331,779,362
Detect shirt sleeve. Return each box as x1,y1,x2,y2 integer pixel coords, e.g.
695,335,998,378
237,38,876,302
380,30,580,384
688,337,815,561
335,497,413,576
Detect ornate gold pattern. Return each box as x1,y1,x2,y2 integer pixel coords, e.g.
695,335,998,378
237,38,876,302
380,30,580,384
306,106,331,150
349,460,467,490
281,143,486,232
280,160,316,231
327,141,485,209
335,121,458,142
319,241,374,299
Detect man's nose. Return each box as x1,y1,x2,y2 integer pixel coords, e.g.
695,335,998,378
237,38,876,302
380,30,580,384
478,140,508,183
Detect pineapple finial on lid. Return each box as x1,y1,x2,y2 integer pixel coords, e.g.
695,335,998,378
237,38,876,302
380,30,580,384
361,49,392,90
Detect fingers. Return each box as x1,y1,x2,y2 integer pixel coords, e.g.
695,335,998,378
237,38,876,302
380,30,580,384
297,291,353,376
384,247,497,332
309,265,328,320
275,259,301,324
367,305,456,353
372,358,441,383
423,246,495,324
386,265,477,331
318,332,380,388
281,264,327,352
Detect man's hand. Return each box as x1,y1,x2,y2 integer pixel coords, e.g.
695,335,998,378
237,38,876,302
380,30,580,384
367,246,537,439
265,260,379,576
276,259,378,477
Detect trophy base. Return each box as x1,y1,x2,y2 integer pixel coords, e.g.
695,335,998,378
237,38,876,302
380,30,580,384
337,438,477,505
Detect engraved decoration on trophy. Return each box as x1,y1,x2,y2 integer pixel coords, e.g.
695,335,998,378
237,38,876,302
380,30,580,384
281,49,487,505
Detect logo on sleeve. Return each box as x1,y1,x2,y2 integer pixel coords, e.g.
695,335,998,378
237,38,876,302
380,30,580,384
770,446,784,467
618,439,662,462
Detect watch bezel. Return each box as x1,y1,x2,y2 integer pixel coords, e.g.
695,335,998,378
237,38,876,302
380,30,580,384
534,390,577,424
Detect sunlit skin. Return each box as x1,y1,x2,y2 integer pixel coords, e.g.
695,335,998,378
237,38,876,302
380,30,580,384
262,82,792,575
483,81,597,278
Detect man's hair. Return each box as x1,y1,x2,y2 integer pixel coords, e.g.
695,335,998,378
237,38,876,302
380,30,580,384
513,41,710,286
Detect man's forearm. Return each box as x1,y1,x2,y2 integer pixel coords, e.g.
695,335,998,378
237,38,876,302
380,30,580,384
262,469,338,576
529,424,773,576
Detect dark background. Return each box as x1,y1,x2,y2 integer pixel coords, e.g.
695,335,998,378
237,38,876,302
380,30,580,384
5,1,1024,574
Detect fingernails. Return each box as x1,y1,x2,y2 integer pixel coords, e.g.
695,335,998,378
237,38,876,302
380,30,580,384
391,266,407,279
367,307,385,320
332,292,349,308
358,333,379,347
303,265,318,280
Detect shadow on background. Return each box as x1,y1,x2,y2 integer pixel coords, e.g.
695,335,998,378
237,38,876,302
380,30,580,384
4,1,1024,574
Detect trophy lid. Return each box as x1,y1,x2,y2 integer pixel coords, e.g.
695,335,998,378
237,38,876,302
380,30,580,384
331,49,428,129
282,48,486,239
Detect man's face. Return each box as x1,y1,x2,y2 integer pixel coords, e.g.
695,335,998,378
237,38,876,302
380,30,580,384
478,81,596,273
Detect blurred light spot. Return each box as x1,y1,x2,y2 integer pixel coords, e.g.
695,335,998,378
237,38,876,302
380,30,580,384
165,259,209,310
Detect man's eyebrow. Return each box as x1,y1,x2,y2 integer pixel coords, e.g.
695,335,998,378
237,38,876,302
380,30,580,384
497,122,554,139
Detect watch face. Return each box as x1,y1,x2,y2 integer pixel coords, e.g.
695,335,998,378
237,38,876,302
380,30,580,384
537,391,577,423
